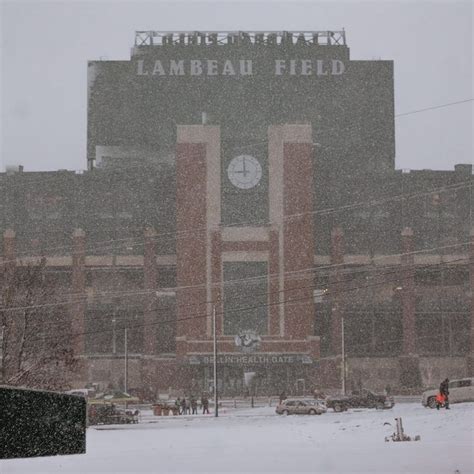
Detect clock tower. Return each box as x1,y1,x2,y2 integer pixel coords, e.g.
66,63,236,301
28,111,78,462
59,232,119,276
175,123,319,393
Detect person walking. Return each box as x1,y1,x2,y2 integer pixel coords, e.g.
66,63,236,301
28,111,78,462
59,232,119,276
180,397,186,415
439,378,450,409
191,396,198,414
175,397,181,415
185,398,191,415
201,394,209,414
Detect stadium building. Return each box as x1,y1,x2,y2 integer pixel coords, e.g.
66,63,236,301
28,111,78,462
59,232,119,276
1,31,473,397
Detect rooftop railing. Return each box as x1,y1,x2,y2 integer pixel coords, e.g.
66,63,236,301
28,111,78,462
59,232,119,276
134,30,347,48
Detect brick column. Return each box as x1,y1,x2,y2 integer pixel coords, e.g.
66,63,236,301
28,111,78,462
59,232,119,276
71,229,86,357
399,227,421,388
144,227,157,355
268,227,281,335
175,125,220,353
468,228,474,375
330,227,344,355
282,140,315,339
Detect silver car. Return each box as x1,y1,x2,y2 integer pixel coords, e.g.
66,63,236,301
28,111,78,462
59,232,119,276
276,398,327,415
422,377,474,408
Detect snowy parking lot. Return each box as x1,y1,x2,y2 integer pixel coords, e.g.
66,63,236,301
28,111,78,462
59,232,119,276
2,402,473,473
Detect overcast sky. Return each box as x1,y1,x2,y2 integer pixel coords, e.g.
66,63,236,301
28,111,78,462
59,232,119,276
1,0,472,172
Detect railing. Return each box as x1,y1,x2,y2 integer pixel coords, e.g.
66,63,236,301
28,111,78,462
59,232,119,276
134,30,346,48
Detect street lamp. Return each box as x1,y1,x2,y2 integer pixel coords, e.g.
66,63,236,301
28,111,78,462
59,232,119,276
124,327,129,395
212,303,218,417
112,318,117,355
341,316,346,395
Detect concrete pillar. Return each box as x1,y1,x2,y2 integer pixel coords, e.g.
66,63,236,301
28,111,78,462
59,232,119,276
143,227,157,355
399,227,421,388
71,229,86,357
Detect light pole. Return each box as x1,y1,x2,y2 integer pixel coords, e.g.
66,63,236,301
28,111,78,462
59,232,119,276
212,304,218,417
341,316,346,395
124,328,129,395
112,318,117,355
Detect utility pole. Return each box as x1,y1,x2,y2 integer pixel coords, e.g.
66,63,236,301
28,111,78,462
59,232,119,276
341,317,346,395
112,317,117,355
213,303,218,417
124,328,128,394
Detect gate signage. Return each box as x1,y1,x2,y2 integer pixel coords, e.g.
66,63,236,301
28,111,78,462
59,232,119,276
186,353,314,365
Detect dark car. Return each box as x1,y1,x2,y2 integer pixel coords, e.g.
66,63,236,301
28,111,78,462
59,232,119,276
88,403,139,425
326,389,394,412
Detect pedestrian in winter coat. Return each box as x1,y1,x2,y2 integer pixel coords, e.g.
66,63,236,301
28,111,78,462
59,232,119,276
191,396,198,414
201,395,209,414
175,398,181,415
180,397,186,415
439,378,450,409
185,398,191,414
435,392,447,410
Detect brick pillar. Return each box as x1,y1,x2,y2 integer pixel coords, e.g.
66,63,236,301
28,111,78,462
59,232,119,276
399,227,421,388
268,125,315,340
144,227,157,355
330,227,344,355
71,229,86,358
175,125,220,355
468,228,474,375
282,140,315,339
268,227,281,335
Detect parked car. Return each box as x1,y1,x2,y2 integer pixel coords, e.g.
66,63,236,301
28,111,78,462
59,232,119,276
422,377,474,408
88,403,139,425
276,398,327,415
326,389,394,412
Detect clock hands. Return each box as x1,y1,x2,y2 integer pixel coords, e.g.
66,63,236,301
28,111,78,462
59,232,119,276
234,156,249,177
242,156,248,177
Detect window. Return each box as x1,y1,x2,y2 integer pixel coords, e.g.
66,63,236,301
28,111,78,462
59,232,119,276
223,262,268,335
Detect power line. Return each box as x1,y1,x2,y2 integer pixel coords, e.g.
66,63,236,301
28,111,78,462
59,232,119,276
395,98,473,118
1,179,471,266
25,254,470,344
2,240,470,314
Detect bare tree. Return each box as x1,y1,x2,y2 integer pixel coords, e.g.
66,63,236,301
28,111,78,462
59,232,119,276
1,258,76,390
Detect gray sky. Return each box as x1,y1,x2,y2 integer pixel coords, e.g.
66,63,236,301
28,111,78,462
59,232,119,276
1,0,472,172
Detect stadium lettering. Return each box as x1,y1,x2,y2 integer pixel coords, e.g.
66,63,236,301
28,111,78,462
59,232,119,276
136,59,252,76
136,59,345,76
275,59,345,76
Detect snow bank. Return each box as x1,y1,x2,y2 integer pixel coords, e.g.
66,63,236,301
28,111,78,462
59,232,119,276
2,403,472,473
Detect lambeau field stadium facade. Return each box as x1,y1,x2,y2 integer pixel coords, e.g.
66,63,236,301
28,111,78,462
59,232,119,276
1,31,473,397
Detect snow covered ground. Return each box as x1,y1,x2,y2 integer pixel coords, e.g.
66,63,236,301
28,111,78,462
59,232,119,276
2,402,473,473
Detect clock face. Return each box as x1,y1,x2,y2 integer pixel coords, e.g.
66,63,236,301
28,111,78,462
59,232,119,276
227,155,262,189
